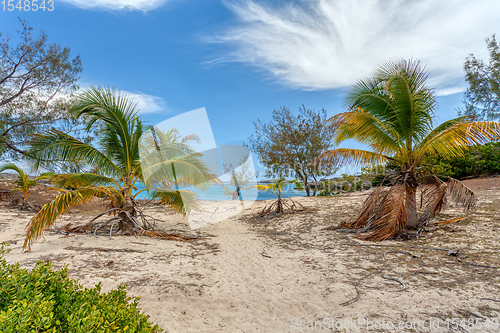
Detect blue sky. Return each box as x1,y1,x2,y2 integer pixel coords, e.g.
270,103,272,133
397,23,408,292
1,0,498,176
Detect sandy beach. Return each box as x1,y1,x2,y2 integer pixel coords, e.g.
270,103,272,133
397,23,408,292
1,178,499,332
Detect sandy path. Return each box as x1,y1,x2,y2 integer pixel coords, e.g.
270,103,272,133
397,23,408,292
1,179,499,332
136,218,336,332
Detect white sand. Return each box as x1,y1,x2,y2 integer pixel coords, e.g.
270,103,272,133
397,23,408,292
1,188,499,332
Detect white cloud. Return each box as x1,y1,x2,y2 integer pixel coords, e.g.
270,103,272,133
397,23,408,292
217,0,499,93
59,0,170,11
126,91,167,114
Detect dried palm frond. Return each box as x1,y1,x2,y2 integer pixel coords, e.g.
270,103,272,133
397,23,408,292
359,182,415,241
446,177,477,211
432,217,467,226
339,185,390,230
418,176,448,224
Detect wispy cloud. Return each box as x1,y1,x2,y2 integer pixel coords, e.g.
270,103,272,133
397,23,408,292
59,0,171,12
126,91,168,114
72,87,167,114
216,0,499,94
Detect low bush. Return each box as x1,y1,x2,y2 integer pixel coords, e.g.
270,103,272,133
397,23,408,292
0,245,162,333
424,141,500,179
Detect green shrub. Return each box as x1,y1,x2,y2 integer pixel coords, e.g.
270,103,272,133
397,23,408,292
370,174,393,187
0,245,162,333
425,141,500,179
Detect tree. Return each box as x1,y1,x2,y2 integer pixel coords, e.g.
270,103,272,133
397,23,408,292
247,178,303,215
222,157,255,200
139,127,208,191
24,87,217,251
316,59,500,241
461,35,500,120
0,19,82,159
0,163,54,210
246,106,336,196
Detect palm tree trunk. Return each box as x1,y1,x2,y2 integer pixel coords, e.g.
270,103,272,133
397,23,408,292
118,174,138,234
277,189,283,213
406,184,419,230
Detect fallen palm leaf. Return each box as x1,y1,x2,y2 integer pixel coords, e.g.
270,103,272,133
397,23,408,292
432,217,467,226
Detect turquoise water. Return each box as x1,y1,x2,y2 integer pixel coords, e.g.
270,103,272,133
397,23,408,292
133,182,305,201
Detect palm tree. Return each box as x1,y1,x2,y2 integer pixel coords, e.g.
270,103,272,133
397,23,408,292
0,163,54,210
24,87,217,251
139,127,214,191
248,178,304,215
315,59,500,241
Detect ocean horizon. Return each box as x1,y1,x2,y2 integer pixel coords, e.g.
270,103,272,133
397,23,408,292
133,181,305,201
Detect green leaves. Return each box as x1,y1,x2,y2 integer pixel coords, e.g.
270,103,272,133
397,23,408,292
246,106,336,195
462,35,500,120
343,59,435,153
247,178,302,199
321,59,500,172
25,87,213,248
0,249,162,332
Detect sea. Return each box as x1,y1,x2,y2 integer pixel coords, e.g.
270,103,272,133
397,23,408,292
133,182,305,201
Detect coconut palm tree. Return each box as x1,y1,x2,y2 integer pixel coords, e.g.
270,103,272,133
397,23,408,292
24,86,217,251
0,163,54,210
315,59,500,241
248,178,304,215
139,127,211,191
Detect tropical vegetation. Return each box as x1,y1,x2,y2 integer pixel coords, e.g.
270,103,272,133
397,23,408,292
0,19,82,159
461,34,500,120
0,163,54,210
315,59,500,241
424,141,500,179
0,245,162,332
246,106,337,196
247,178,304,215
23,86,217,251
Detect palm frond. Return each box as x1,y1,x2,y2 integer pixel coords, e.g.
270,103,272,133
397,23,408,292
418,176,448,224
416,121,500,160
328,110,402,155
29,129,122,177
341,185,389,229
0,163,25,176
246,184,270,191
24,186,121,251
360,182,415,241
72,86,142,174
50,173,119,189
315,148,392,167
446,177,477,211
139,127,219,190
35,172,57,181
149,189,199,216
0,163,34,196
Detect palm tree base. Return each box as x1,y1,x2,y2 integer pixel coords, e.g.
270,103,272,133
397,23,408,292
326,175,476,242
258,198,306,216
55,206,197,242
